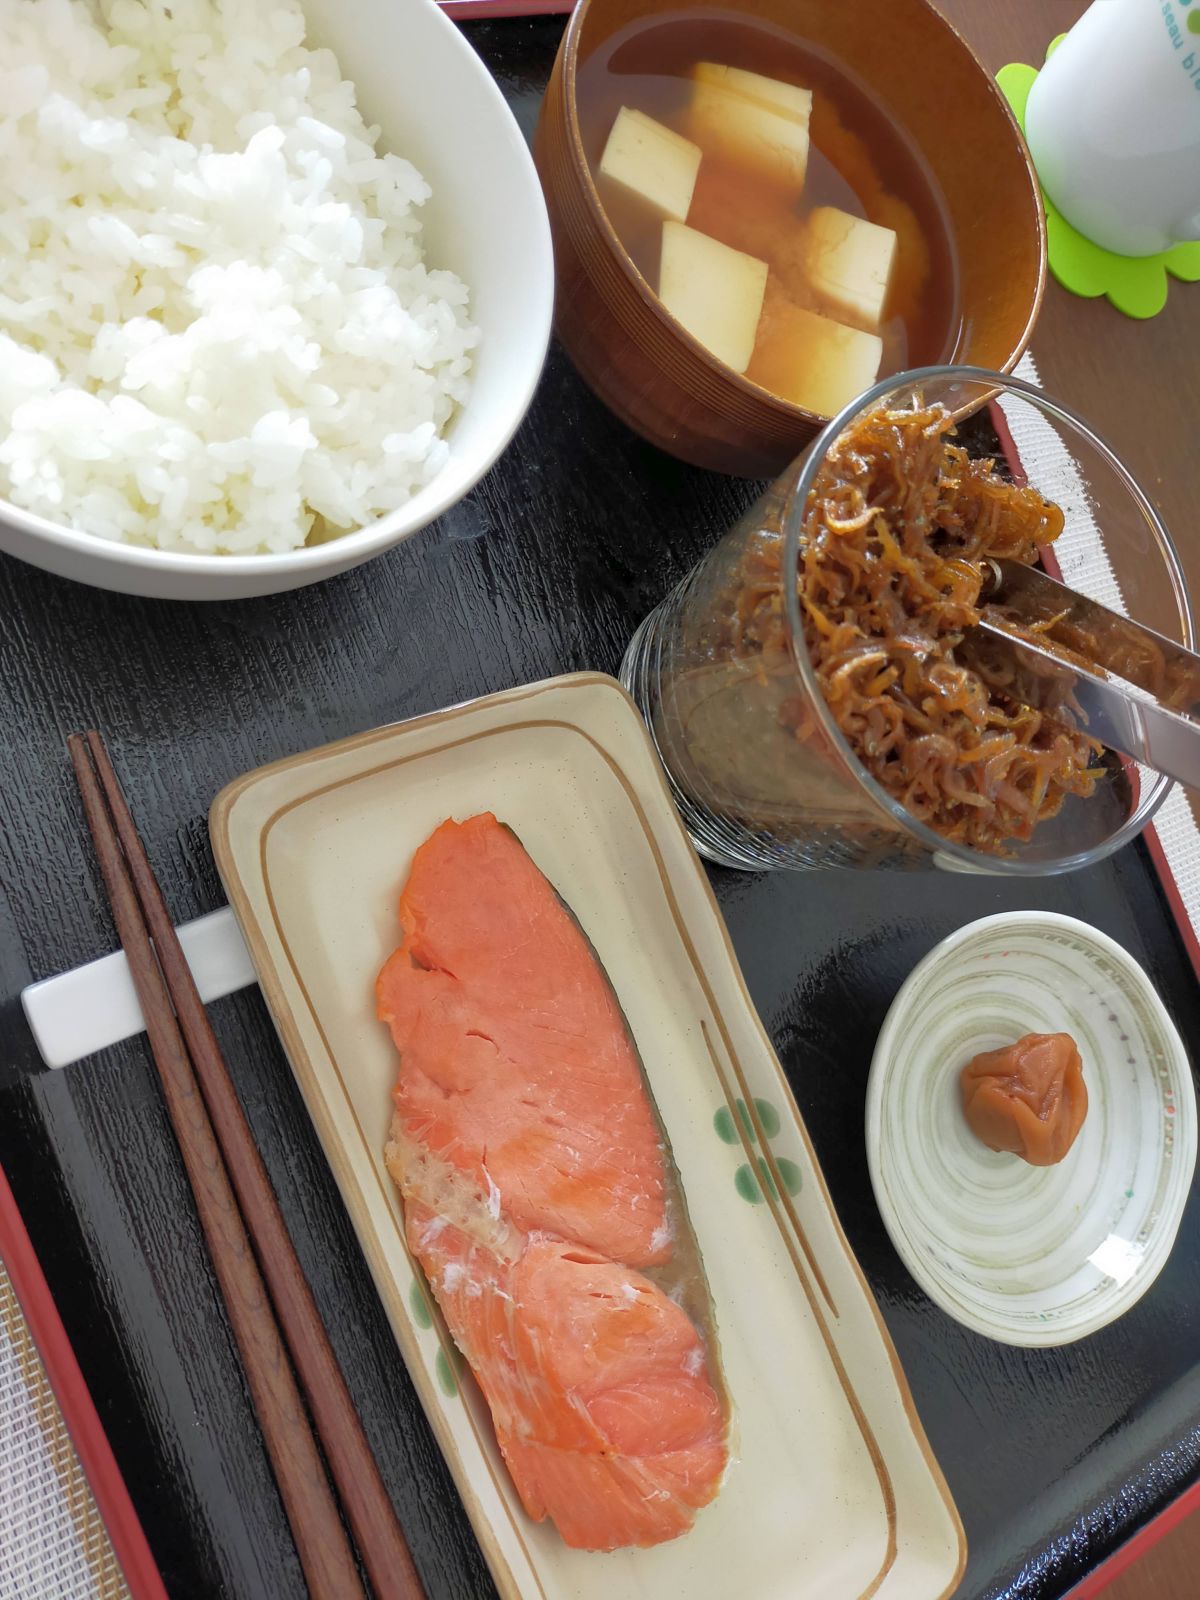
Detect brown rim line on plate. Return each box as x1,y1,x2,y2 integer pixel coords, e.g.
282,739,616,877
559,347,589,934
209,672,966,1600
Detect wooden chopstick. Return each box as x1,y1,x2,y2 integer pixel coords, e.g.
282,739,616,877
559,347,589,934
67,734,367,1600
82,732,425,1600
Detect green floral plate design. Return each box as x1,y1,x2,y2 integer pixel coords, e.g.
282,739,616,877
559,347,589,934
409,1276,463,1398
714,1096,803,1204
998,36,1200,319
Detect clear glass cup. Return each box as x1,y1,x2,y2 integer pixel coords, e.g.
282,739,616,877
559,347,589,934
621,367,1194,874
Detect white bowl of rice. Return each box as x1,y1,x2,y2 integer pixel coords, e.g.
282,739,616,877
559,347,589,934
0,0,553,600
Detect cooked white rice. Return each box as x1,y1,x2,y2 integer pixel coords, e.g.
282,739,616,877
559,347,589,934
0,0,477,555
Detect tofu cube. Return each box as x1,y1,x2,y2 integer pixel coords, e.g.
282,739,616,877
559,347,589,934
803,206,897,332
687,158,785,263
598,107,702,223
692,63,812,129
748,286,882,416
687,81,810,198
659,221,768,374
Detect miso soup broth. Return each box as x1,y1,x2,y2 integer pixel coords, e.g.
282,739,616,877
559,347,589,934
578,10,962,416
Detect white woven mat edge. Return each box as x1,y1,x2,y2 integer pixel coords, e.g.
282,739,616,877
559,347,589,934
1004,352,1200,935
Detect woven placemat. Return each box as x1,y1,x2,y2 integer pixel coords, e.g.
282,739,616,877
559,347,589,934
1001,351,1200,974
0,1261,131,1600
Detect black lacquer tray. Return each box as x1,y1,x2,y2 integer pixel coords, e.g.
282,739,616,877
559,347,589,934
1,19,1198,1599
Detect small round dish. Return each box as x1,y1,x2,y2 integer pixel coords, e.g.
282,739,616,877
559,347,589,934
866,912,1196,1347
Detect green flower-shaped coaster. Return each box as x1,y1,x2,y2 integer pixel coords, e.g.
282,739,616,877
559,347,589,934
997,34,1200,319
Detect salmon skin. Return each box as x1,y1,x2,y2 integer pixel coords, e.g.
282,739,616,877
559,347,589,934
378,814,728,1550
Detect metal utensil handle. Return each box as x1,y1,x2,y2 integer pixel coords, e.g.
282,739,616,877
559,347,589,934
966,619,1200,791
983,558,1200,710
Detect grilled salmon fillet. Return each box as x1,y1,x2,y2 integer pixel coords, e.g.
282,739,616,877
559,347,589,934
379,814,727,1550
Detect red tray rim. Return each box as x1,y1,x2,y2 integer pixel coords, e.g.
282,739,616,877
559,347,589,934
0,1161,168,1600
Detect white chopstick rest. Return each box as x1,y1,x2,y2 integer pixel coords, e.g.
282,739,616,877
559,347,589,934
21,905,256,1069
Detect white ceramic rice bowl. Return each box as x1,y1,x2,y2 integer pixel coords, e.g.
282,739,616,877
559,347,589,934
0,0,553,601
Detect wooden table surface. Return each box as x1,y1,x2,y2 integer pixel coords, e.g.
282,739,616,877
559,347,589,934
939,0,1198,588
1106,1525,1200,1600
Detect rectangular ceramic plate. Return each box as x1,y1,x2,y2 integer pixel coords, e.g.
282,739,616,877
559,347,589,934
209,673,965,1600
